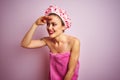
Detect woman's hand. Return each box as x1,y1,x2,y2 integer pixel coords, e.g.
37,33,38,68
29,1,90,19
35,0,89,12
35,16,51,25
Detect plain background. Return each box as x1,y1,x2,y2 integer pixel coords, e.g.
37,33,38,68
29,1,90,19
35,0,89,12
0,0,120,80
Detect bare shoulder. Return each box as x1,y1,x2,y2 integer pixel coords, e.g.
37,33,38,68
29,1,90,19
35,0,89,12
66,34,80,44
41,37,52,43
41,37,50,42
65,34,80,54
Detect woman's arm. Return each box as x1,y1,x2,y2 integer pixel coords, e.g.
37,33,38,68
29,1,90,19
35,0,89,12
21,16,51,48
64,39,80,80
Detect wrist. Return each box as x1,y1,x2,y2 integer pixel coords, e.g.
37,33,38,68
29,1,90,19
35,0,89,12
32,23,39,28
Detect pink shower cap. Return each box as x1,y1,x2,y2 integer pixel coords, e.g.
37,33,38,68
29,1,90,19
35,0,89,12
45,5,71,28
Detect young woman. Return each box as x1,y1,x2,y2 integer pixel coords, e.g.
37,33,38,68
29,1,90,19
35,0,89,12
21,5,80,80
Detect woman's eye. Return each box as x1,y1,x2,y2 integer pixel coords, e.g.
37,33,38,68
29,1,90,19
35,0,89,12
47,22,57,27
52,23,57,26
47,23,50,26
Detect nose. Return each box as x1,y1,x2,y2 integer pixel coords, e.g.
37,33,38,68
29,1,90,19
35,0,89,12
47,24,53,30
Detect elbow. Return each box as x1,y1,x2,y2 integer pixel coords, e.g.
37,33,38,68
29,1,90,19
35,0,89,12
21,44,27,48
20,42,29,48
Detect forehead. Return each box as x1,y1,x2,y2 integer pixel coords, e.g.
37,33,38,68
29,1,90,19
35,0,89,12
48,15,61,23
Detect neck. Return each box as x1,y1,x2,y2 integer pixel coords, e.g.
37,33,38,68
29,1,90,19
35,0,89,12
52,33,65,43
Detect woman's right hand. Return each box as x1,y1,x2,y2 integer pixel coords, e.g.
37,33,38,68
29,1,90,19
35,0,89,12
35,16,51,25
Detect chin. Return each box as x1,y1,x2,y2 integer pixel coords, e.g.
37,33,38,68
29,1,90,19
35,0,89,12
49,34,56,38
48,32,60,38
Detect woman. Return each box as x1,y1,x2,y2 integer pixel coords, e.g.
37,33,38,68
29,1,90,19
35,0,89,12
21,5,80,80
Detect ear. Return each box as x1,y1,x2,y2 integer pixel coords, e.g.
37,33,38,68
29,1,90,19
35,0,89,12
62,26,67,30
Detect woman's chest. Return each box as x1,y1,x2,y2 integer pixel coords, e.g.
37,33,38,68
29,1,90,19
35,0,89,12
48,42,72,53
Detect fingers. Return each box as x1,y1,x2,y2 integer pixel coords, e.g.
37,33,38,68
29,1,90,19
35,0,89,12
35,16,52,25
41,16,52,24
42,16,52,21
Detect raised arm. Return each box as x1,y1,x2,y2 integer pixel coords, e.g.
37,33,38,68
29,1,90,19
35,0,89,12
21,16,51,48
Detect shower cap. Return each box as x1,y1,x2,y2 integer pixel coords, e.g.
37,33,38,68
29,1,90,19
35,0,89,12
45,5,71,28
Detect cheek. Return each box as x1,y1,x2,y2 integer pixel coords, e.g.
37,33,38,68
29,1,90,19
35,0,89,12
54,25,63,30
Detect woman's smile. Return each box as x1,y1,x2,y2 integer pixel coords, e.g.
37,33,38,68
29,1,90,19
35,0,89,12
48,30,55,35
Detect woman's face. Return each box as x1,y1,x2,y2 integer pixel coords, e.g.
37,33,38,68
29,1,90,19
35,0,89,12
46,15,65,38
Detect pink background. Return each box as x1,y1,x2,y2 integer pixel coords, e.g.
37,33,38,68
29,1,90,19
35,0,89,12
0,0,120,80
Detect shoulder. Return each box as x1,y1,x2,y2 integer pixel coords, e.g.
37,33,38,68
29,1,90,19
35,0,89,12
71,36,80,47
41,37,53,44
66,34,80,44
65,34,80,49
66,35,80,54
41,37,50,42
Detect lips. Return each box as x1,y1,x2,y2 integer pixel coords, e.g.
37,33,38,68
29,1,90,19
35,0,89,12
48,30,54,35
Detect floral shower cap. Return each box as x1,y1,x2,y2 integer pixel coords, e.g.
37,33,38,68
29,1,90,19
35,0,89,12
45,5,71,28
